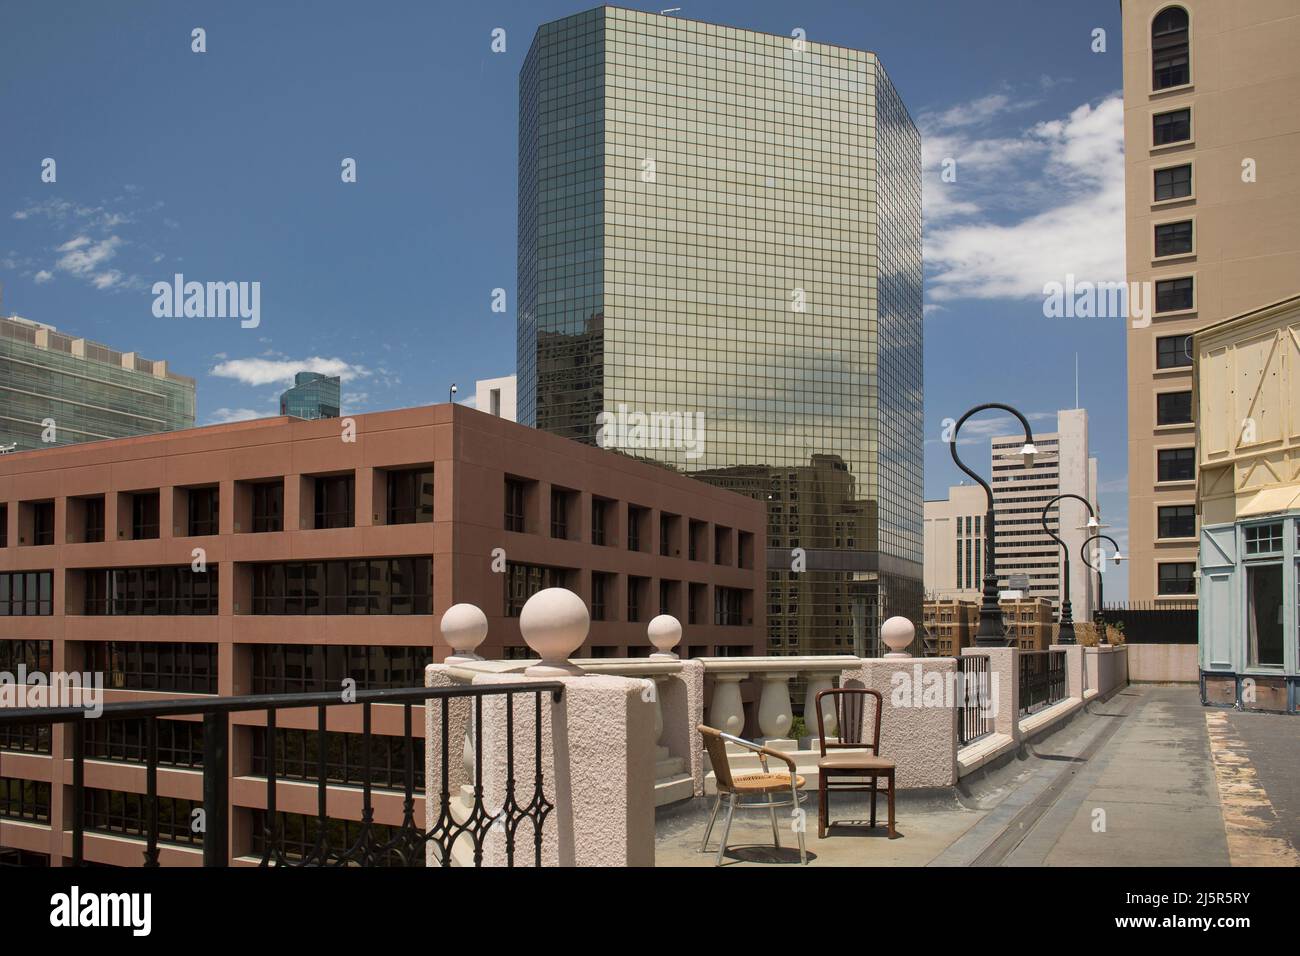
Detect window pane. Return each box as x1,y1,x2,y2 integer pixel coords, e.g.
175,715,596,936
1247,565,1283,666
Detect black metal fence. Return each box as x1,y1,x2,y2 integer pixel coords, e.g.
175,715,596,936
956,654,994,746
1103,602,1197,644
0,682,562,867
1018,650,1066,717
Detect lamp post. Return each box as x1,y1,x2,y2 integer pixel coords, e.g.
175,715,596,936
1080,533,1124,645
1041,494,1099,645
449,383,458,404
949,403,1039,647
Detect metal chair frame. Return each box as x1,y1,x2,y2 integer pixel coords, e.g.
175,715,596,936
697,728,808,866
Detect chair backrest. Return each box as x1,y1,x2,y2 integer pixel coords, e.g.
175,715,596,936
814,688,883,756
697,724,735,793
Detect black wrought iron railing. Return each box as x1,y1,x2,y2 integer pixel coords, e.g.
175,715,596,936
0,681,562,867
1018,650,1066,717
955,653,994,746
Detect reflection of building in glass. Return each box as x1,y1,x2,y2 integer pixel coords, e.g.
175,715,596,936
0,315,195,451
517,7,924,656
280,372,341,420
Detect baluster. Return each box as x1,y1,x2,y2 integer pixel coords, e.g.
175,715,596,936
360,701,373,865
72,719,85,867
471,695,485,866
144,718,159,867
505,690,516,867
402,702,416,864
201,711,228,867
315,704,328,863
261,708,277,866
437,696,451,867
533,690,546,867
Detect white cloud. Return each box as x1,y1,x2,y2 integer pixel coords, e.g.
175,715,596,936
923,93,1125,305
10,194,161,293
207,407,266,425
919,92,1041,131
51,234,128,290
925,411,1056,446
209,356,369,387
1098,475,1128,494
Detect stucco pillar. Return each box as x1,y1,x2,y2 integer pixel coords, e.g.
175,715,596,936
964,646,1019,742
840,657,959,788
463,672,655,867
1051,643,1085,700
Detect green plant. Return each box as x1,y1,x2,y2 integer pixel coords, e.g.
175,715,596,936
788,716,810,741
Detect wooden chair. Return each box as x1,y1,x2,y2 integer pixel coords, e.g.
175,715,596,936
814,688,896,839
697,724,808,865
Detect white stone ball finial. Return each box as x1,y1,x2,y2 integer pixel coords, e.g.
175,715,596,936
647,614,682,660
441,603,488,663
521,588,588,676
882,616,915,658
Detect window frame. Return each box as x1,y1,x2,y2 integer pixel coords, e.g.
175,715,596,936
1155,503,1197,541
1156,560,1196,596
1153,217,1195,260
1152,161,1193,204
1155,388,1194,427
1150,5,1192,93
1151,107,1193,148
1156,446,1196,484
1153,275,1195,317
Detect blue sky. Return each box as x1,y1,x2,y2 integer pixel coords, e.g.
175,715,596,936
0,0,1129,595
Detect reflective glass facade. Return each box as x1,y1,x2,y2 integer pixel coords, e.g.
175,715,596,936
279,371,341,420
518,7,923,656
0,317,194,451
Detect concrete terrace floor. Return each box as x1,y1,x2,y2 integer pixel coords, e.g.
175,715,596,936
654,685,1300,867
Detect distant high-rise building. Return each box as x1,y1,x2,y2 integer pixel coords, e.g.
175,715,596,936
279,372,341,420
990,409,1098,620
923,484,989,604
0,315,195,451
475,375,517,421
1122,1,1300,602
517,6,924,656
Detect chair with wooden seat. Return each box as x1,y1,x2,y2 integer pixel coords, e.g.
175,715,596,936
697,724,808,865
814,688,896,840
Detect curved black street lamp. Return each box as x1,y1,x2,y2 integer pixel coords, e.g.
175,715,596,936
1042,494,1099,645
1080,533,1124,645
949,403,1039,647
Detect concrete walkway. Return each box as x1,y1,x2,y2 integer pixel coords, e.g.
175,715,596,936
656,685,1295,867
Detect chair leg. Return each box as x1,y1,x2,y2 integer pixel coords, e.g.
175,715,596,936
887,773,896,839
797,810,807,864
870,777,877,828
715,793,737,866
699,793,723,853
767,793,780,849
818,779,828,839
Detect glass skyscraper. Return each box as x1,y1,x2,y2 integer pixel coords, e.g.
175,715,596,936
518,6,923,656
280,372,341,420
0,315,195,451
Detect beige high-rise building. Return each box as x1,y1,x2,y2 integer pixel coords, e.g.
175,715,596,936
1122,1,1300,602
923,484,988,604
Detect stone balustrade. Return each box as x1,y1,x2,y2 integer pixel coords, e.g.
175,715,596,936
425,593,988,863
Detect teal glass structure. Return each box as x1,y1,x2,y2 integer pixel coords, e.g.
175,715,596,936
518,7,924,656
280,372,341,420
0,316,195,451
